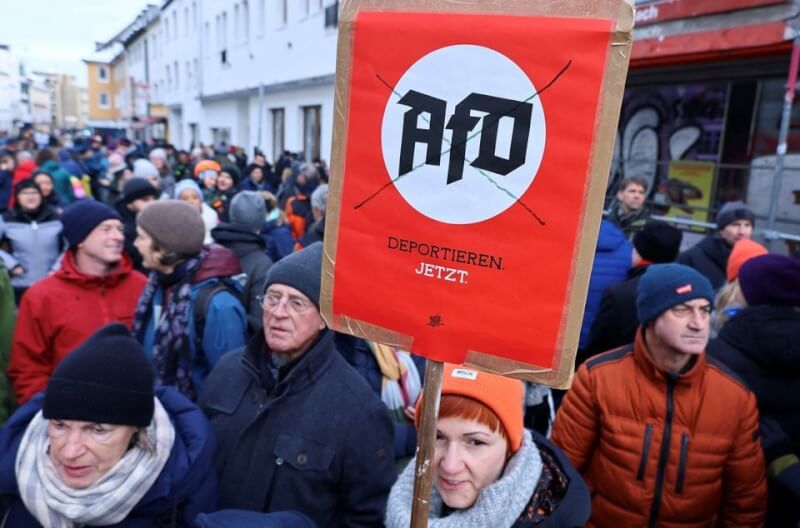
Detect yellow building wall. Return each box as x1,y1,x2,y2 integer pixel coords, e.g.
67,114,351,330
85,62,119,121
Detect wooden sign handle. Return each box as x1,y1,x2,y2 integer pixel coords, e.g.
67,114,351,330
409,360,444,528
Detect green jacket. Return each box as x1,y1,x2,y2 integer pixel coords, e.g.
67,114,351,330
40,160,76,204
0,259,16,424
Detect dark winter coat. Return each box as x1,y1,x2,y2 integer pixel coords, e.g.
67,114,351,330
709,304,800,526
579,219,632,348
196,510,316,528
677,232,731,290
580,265,647,364
514,432,591,528
334,334,424,460
0,387,218,527
114,198,146,273
297,217,325,250
0,170,11,214
200,329,397,528
211,223,274,331
262,219,295,262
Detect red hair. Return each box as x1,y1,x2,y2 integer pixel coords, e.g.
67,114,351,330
439,394,510,453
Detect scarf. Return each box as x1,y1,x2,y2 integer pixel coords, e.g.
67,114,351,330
368,343,422,422
15,398,175,528
133,251,205,400
385,430,543,528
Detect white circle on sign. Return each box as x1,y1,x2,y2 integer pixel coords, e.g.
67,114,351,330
381,44,546,224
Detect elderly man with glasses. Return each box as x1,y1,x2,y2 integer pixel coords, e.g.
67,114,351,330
200,242,396,527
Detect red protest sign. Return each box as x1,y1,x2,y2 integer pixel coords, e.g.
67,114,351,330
323,2,633,388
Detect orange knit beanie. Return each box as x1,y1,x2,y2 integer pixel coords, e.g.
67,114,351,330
727,239,768,282
416,363,525,452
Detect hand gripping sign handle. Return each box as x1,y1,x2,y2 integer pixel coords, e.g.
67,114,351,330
410,360,444,528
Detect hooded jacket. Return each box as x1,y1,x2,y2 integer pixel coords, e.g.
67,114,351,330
709,304,800,526
677,233,731,290
552,330,766,527
0,387,218,527
39,160,76,205
200,329,396,528
8,251,147,404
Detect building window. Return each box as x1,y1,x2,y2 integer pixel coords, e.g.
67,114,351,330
97,66,109,82
277,0,287,26
324,1,338,29
192,2,197,31
185,7,189,37
303,105,321,161
242,0,249,42
174,61,179,90
99,92,110,109
258,0,265,36
193,58,199,89
173,11,178,39
271,108,285,162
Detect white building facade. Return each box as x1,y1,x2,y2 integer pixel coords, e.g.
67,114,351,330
0,45,25,133
101,0,340,163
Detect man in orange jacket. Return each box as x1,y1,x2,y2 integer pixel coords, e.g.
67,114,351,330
552,263,766,527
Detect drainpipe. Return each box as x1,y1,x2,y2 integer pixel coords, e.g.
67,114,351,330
766,30,800,249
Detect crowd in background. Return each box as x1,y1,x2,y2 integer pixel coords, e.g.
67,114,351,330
0,131,796,527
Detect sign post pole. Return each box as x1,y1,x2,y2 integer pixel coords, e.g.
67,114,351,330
409,360,444,528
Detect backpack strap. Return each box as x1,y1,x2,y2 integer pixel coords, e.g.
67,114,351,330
193,279,242,360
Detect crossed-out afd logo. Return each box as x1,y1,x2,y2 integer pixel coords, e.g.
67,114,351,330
381,45,546,224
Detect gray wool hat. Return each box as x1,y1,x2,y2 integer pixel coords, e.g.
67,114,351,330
716,201,755,229
265,242,323,307
230,191,266,233
137,199,205,256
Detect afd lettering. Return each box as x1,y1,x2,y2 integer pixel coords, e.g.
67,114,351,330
397,90,533,184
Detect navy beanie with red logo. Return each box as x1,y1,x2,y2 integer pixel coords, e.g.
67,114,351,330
636,263,715,326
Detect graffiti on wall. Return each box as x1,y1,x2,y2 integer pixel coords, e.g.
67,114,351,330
609,83,728,216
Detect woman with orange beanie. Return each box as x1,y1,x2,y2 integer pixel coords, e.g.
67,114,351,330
385,363,590,527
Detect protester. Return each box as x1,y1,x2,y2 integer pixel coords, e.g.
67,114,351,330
552,263,767,526
386,363,591,527
261,192,296,261
210,164,239,221
0,151,14,213
712,238,768,332
678,200,755,290
8,151,37,209
114,177,160,273
608,176,650,239
133,200,247,400
297,183,327,249
194,159,221,204
578,218,632,349
200,242,396,526
8,200,147,404
32,170,64,213
36,149,75,205
0,180,63,303
240,163,271,192
132,158,167,200
708,254,800,526
581,221,682,361
211,191,273,332
175,179,218,244
0,323,218,525
149,147,175,198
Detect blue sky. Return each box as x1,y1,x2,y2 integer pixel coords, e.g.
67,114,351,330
0,0,151,84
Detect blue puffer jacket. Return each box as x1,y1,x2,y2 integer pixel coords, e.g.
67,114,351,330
579,219,632,348
0,387,218,527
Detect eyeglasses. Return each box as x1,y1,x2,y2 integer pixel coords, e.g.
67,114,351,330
258,292,312,314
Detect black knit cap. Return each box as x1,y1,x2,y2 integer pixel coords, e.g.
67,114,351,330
61,200,122,249
122,177,159,205
43,323,155,427
14,178,41,197
633,221,683,263
265,241,323,307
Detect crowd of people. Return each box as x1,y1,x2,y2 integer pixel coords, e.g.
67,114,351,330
0,134,796,527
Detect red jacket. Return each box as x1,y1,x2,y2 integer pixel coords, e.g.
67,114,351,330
551,329,766,528
8,251,146,403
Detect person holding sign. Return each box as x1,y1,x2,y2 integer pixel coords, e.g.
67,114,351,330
385,363,591,527
552,263,767,527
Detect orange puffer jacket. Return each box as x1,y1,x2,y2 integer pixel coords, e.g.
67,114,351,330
551,329,766,528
